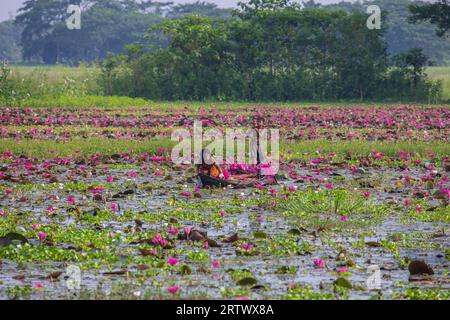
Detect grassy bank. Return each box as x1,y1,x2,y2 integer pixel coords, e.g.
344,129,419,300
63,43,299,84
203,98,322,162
426,66,450,101
1,137,448,160
2,65,448,108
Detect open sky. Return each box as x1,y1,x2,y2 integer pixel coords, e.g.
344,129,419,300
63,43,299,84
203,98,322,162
0,0,360,21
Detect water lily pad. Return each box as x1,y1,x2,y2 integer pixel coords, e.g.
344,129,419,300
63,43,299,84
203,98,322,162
287,228,302,235
408,260,434,275
275,266,297,274
223,233,239,243
180,265,192,275
0,232,28,247
253,231,268,239
189,230,207,242
47,271,63,281
236,277,258,286
103,269,128,276
205,239,221,247
334,277,352,289
365,241,382,248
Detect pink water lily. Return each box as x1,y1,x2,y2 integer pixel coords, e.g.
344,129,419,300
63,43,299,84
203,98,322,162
340,215,348,222
67,196,76,204
168,224,179,235
34,282,44,289
167,285,180,295
211,261,221,268
152,233,162,245
38,232,46,240
314,258,325,268
337,267,349,274
167,257,179,266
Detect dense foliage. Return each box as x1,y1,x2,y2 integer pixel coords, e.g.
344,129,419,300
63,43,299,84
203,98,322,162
102,6,440,102
0,21,22,62
326,0,450,65
2,0,449,65
409,0,450,37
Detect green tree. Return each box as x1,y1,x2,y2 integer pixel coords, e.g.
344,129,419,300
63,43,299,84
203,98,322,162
15,0,164,64
409,0,450,37
0,21,22,62
167,1,232,19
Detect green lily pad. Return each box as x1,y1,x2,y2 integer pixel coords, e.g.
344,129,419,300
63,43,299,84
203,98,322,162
236,277,258,287
253,231,268,239
0,232,28,247
334,277,352,289
180,265,192,275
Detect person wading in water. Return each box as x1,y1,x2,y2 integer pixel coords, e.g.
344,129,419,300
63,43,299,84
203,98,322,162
197,148,224,179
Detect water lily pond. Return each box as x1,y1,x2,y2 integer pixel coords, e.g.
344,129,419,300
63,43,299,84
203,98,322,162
0,104,449,300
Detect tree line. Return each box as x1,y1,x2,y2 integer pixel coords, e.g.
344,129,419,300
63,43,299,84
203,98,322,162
0,0,448,102
99,1,443,101
1,0,449,66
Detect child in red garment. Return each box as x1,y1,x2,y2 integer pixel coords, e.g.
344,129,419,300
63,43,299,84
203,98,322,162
197,148,224,179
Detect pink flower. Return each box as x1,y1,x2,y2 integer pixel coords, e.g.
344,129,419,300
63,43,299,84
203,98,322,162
168,224,178,235
220,211,225,218
241,243,253,250
415,204,422,213
31,224,40,230
194,186,200,192
440,189,450,199
223,170,230,179
404,199,412,207
34,282,44,289
337,267,349,274
325,183,333,189
362,192,370,198
167,285,180,295
168,257,179,266
0,209,5,216
313,258,325,268
110,203,118,212
184,227,191,236
152,233,162,245
38,232,46,241
160,239,168,248
67,196,75,204
180,191,192,197
288,186,297,192
106,176,114,182
128,171,138,178
211,261,221,268
3,189,13,195
340,215,348,222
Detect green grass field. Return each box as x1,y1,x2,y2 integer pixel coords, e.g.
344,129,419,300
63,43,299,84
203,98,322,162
426,66,450,100
7,65,450,105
